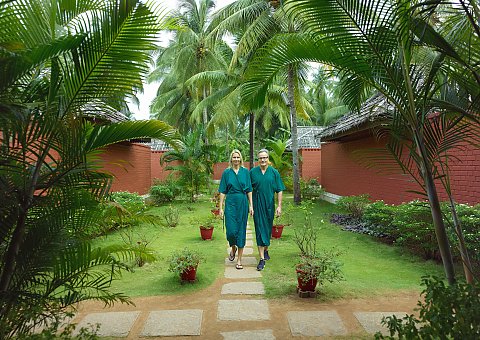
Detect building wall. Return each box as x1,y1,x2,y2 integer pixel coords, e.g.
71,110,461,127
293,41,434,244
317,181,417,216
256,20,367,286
300,148,322,182
150,150,178,183
321,136,480,205
100,142,152,195
213,162,229,180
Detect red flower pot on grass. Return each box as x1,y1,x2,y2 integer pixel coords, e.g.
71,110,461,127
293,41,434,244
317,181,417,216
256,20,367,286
180,266,198,282
200,226,214,240
272,224,284,238
296,268,318,292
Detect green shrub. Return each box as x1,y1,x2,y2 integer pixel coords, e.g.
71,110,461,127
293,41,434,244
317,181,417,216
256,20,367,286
110,191,146,213
375,276,480,339
442,202,480,271
162,205,180,228
392,200,439,260
150,180,180,204
301,178,325,200
336,194,371,219
363,201,397,238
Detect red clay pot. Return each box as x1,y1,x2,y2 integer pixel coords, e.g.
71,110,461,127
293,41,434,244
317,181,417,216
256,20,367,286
200,226,214,240
271,225,284,239
296,269,318,292
180,266,197,282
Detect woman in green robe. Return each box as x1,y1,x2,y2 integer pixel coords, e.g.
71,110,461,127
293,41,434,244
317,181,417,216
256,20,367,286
218,150,253,270
250,149,286,271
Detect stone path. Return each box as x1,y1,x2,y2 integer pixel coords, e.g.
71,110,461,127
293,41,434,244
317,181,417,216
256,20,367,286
70,223,411,338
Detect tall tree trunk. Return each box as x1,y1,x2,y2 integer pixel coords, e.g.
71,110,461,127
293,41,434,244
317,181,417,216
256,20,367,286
448,197,474,283
249,111,255,169
202,86,208,145
415,132,456,285
287,65,301,204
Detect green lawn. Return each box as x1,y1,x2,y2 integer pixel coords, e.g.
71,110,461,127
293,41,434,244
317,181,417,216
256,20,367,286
93,196,445,299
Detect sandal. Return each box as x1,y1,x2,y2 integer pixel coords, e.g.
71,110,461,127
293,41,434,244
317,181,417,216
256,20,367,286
235,263,243,270
228,247,236,261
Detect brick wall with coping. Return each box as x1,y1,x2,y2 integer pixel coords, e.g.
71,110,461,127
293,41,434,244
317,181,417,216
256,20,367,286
321,136,480,205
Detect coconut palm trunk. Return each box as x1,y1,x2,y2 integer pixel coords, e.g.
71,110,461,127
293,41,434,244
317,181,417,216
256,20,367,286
287,65,301,204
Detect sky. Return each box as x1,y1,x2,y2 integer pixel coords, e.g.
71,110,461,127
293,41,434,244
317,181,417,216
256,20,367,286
128,0,235,120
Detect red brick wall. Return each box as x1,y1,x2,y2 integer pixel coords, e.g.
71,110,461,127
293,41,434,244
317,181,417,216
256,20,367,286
300,148,321,182
321,137,480,205
151,151,178,183
214,162,229,180
100,142,151,195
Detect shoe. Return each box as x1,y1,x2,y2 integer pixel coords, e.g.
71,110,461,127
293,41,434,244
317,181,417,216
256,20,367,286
228,246,236,261
235,263,243,270
264,250,270,261
256,259,265,271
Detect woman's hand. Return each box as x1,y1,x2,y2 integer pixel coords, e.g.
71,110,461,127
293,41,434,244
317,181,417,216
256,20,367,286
249,206,254,217
219,208,224,218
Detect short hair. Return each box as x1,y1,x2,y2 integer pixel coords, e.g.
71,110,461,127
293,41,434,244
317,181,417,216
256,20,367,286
257,149,269,157
229,149,244,168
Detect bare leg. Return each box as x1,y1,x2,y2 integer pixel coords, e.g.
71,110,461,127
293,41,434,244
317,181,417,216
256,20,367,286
258,246,265,259
237,247,244,266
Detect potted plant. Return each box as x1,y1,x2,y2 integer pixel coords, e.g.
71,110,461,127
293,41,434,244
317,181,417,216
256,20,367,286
197,215,217,240
272,204,292,239
295,250,344,292
293,208,344,293
168,248,203,282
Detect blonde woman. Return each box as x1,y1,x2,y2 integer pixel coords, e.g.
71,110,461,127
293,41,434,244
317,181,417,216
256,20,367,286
218,150,254,269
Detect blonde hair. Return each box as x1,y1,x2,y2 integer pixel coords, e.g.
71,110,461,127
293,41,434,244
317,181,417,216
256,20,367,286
228,149,244,168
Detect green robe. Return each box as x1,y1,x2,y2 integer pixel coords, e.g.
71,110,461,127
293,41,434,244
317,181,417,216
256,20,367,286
218,167,252,248
250,166,286,246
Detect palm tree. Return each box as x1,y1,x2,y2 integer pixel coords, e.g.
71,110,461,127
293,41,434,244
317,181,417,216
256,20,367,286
0,0,182,337
242,0,480,284
149,0,229,140
212,0,312,203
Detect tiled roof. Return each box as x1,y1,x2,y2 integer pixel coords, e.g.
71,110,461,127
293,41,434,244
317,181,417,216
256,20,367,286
286,126,324,149
316,94,393,141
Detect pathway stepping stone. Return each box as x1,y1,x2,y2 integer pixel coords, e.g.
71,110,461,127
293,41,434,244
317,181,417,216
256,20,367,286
141,310,203,337
73,311,140,337
221,329,275,339
245,240,253,247
287,311,347,337
224,266,262,279
224,256,257,266
227,247,253,255
218,300,270,321
246,234,253,240
354,311,408,335
221,282,265,295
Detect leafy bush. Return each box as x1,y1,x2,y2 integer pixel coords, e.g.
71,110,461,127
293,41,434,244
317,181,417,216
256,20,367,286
120,230,156,267
301,178,325,200
392,200,439,260
162,205,180,228
150,179,180,204
442,202,480,271
363,201,397,239
110,191,146,213
336,194,371,219
375,276,480,339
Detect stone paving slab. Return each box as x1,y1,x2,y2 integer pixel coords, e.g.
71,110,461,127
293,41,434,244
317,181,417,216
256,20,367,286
141,309,203,337
224,256,258,266
221,282,265,295
246,234,253,240
287,311,347,337
224,266,262,279
73,311,140,337
354,311,408,335
227,247,253,255
221,329,275,339
245,240,253,247
218,300,270,321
